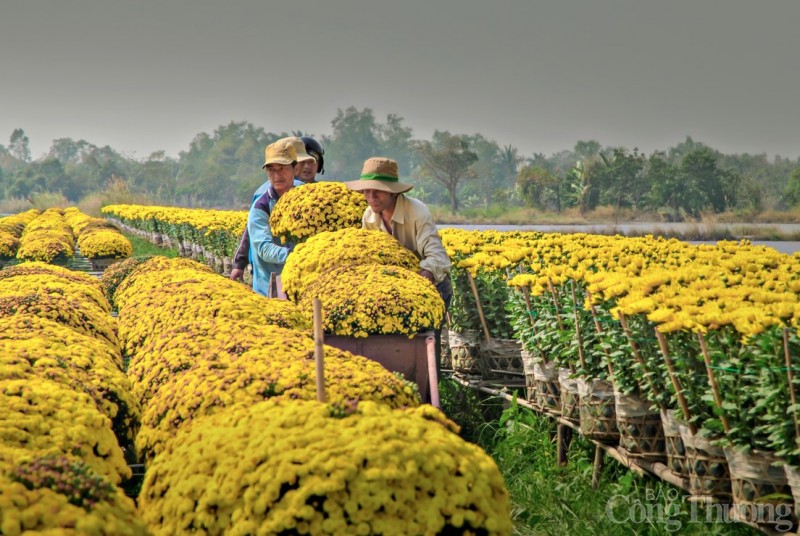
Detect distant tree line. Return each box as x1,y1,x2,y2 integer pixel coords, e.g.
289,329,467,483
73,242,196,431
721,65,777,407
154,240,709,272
1,108,799,219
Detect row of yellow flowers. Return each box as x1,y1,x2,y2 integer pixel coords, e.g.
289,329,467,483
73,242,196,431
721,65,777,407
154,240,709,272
108,256,511,534
102,204,247,259
0,209,39,260
16,208,76,263
0,262,147,535
64,207,134,260
443,228,800,478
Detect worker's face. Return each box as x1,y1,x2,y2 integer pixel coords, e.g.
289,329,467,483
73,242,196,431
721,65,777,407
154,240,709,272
296,158,318,183
362,189,397,215
266,163,295,195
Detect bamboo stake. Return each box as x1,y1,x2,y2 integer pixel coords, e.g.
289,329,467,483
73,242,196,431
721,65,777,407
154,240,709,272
696,332,730,435
584,289,615,378
655,329,696,434
569,281,586,372
618,311,665,410
466,271,493,345
312,298,326,403
548,279,566,332
783,328,800,446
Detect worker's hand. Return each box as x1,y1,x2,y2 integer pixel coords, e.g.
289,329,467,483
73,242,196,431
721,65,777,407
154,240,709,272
229,268,245,282
419,269,435,284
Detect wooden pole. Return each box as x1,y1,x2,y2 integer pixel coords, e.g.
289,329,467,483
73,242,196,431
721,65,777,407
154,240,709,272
548,279,567,332
557,424,573,466
618,311,664,410
569,281,586,372
466,271,493,345
696,332,730,435
584,289,615,378
312,298,326,403
591,445,605,488
655,329,695,434
426,331,440,408
783,328,800,447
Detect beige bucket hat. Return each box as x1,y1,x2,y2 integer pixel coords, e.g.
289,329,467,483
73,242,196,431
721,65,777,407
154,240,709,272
284,136,316,163
262,138,298,168
345,157,413,194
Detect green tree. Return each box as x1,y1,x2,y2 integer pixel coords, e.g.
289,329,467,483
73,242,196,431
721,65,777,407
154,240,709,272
377,113,414,176
9,128,31,163
516,165,561,210
324,107,381,181
594,148,647,210
574,140,601,160
414,131,478,213
645,152,685,220
783,168,800,208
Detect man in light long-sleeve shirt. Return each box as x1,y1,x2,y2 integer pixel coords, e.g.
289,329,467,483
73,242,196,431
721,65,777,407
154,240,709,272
345,157,452,309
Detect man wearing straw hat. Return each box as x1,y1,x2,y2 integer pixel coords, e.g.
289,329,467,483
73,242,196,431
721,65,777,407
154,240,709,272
246,138,302,297
231,136,318,283
345,156,452,308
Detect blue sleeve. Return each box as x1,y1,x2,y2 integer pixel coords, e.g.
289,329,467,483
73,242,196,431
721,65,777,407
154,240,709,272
248,205,289,265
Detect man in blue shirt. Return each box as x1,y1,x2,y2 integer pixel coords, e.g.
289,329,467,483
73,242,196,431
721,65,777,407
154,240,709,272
230,136,322,282
247,138,298,297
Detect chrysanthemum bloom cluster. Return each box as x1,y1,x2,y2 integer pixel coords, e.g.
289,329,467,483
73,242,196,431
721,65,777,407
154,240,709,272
269,182,368,245
0,315,140,444
113,256,214,304
299,263,445,338
0,209,39,259
112,256,418,464
0,378,130,484
0,259,145,530
0,260,105,291
16,208,75,263
0,464,147,535
112,260,309,359
99,255,155,309
281,227,420,301
132,321,420,463
62,207,133,259
139,399,512,536
0,264,119,350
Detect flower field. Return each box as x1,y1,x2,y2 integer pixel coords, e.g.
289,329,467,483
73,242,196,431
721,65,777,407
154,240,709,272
0,206,511,535
7,201,800,533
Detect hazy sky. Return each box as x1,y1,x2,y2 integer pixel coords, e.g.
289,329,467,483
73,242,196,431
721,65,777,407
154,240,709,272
2,0,799,161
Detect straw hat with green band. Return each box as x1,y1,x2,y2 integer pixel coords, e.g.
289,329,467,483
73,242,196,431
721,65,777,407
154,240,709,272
345,157,413,194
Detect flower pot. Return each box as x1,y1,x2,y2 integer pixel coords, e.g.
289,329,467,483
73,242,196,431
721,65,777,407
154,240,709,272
477,337,523,383
558,368,580,424
724,447,794,531
614,391,665,461
679,425,731,501
440,326,453,370
449,330,481,376
531,360,560,415
660,409,689,478
577,378,618,444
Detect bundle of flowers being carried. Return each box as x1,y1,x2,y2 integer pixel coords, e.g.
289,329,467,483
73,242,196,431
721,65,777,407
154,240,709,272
298,263,445,338
269,181,367,245
281,227,420,302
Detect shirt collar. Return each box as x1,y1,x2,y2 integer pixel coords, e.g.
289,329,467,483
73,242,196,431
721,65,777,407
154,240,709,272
391,194,406,225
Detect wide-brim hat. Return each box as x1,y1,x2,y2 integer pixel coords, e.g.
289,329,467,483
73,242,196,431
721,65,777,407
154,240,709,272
345,157,413,194
262,138,298,168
